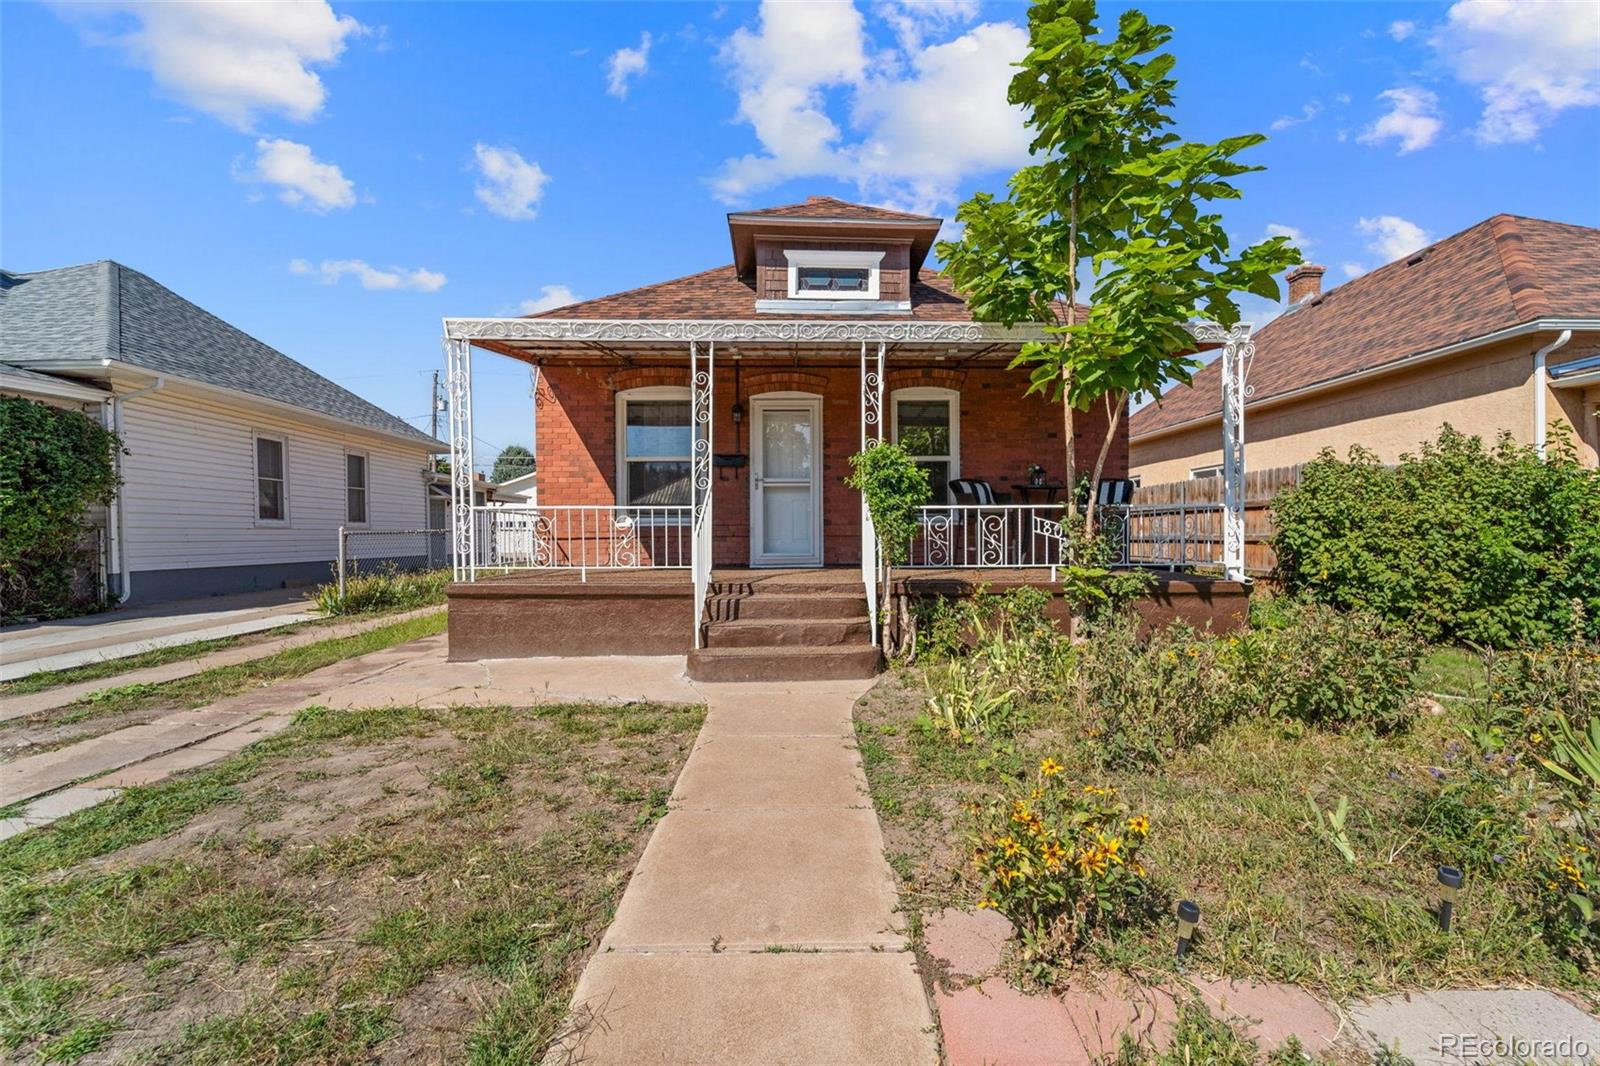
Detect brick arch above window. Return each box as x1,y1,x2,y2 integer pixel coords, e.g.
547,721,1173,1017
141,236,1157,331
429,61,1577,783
610,367,689,392
886,368,967,392
742,370,830,395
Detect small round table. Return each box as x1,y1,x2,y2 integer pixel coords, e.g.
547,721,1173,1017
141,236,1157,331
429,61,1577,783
1011,482,1067,503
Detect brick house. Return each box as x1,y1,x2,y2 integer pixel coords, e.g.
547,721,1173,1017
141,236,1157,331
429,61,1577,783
439,196,1246,680
1131,214,1600,484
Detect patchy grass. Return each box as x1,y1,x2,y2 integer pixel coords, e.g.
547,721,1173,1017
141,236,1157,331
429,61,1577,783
1,697,703,1063
1415,646,1489,701
857,667,1591,1004
314,568,450,616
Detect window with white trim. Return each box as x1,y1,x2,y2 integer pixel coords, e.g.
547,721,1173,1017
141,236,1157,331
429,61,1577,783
785,249,884,301
615,387,693,507
1189,465,1222,480
345,452,368,524
892,388,959,505
255,435,287,522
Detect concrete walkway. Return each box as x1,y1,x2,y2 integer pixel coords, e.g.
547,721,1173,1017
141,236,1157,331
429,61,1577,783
1,590,319,682
0,606,443,723
548,680,938,1065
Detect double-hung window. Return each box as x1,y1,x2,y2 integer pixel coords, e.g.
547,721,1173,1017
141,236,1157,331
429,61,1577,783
616,387,693,510
892,388,959,505
346,453,368,524
256,435,287,522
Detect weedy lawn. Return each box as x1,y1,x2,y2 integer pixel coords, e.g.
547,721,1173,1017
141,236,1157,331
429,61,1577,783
1,697,703,1064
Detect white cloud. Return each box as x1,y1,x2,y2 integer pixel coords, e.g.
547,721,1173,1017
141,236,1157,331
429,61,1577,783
713,0,1029,213
290,258,446,292
1341,261,1367,279
1357,215,1432,263
1265,223,1313,253
873,0,978,52
1358,87,1443,153
62,1,362,130
517,285,579,314
1270,101,1321,131
1431,0,1600,144
607,32,652,98
472,144,549,220
244,138,355,211
1387,19,1416,41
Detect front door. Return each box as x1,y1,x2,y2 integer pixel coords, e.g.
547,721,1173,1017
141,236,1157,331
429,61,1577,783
750,395,823,567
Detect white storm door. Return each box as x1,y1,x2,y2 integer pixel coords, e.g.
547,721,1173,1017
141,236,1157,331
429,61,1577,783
750,397,823,566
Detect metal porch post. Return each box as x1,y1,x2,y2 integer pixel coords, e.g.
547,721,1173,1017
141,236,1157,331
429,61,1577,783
445,335,476,581
691,340,714,648
1219,324,1254,583
860,340,885,645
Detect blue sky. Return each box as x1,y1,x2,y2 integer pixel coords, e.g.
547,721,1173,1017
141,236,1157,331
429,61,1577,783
4,1,1597,471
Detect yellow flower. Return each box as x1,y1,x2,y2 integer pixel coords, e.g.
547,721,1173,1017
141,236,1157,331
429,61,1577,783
1132,862,1147,878
1029,787,1046,800
1043,842,1067,870
999,836,1022,858
1039,757,1064,778
1026,816,1046,838
1127,815,1151,836
1099,835,1125,865
1185,647,1199,658
1531,732,1544,744
977,898,998,910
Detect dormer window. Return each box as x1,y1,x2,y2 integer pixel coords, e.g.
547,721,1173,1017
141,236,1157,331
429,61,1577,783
785,250,883,301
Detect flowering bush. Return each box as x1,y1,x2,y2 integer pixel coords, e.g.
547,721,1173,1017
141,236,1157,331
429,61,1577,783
969,759,1151,965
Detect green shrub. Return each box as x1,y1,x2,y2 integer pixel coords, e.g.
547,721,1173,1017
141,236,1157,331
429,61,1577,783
1070,614,1241,768
314,567,449,616
1244,602,1423,734
0,396,122,622
1272,426,1600,646
845,442,931,568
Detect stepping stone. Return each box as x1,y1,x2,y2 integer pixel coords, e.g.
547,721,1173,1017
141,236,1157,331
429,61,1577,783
1187,975,1342,1053
923,907,1014,979
1350,988,1600,1065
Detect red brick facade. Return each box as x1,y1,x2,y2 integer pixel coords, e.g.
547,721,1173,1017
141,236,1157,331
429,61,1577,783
536,362,1128,566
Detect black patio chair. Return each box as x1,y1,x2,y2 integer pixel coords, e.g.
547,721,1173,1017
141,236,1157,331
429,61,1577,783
947,478,1013,506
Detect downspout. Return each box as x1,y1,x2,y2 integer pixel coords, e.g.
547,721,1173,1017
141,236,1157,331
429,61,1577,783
109,376,166,604
1533,330,1572,458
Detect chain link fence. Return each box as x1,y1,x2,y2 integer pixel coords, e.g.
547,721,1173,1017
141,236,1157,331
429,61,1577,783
335,526,450,599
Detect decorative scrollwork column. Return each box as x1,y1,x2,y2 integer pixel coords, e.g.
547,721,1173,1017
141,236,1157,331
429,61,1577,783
443,336,475,581
860,341,886,644
1203,322,1254,582
690,340,714,648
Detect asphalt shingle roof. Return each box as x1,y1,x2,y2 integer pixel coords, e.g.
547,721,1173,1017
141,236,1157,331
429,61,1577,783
1131,214,1600,439
0,260,440,447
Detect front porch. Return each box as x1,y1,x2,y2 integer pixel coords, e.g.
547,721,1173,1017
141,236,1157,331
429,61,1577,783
446,565,1251,678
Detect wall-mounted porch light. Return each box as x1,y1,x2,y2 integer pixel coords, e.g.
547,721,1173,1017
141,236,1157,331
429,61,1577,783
1437,866,1463,931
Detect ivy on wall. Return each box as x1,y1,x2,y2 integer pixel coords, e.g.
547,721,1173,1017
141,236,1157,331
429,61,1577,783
1,395,123,622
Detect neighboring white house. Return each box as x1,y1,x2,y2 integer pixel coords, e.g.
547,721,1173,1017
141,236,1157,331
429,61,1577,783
494,469,538,505
0,260,444,604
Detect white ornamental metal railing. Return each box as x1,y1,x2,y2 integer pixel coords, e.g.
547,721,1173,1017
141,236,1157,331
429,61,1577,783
903,502,1228,571
469,504,692,577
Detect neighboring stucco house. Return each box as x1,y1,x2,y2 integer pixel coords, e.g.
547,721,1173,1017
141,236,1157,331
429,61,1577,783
1,261,444,604
1130,214,1600,483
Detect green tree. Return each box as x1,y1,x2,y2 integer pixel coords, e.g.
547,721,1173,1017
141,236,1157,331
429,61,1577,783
939,0,1301,527
491,444,534,483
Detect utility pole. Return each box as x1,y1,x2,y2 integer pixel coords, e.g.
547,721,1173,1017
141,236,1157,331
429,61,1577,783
430,370,443,441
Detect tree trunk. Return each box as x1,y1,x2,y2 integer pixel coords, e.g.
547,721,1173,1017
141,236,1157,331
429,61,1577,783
1062,185,1080,507
1084,390,1126,535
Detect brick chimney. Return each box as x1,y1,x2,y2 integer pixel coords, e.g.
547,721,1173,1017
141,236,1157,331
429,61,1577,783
1286,264,1326,304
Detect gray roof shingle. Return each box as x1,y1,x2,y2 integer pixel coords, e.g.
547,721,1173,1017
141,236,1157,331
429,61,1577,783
0,261,440,447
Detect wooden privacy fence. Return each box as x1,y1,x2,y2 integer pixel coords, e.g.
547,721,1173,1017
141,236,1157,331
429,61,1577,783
1129,464,1303,575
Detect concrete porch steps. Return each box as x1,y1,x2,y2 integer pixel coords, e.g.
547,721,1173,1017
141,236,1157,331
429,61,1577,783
686,644,883,682
689,574,881,681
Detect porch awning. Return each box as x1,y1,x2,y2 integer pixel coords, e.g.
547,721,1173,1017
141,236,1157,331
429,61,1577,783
441,317,1055,366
